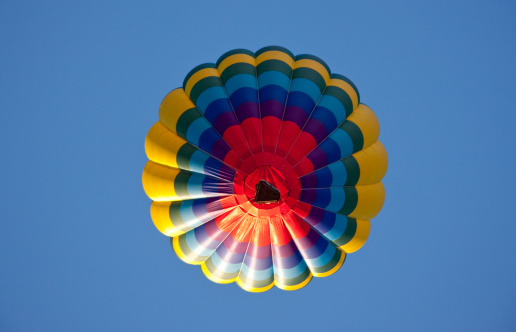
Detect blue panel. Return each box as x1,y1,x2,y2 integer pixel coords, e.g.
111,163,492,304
317,95,347,123
197,128,220,153
224,74,257,96
310,107,338,133
301,233,327,258
306,208,334,234
328,162,348,187
273,253,307,279
300,173,318,189
204,98,232,124
195,87,228,113
306,147,329,171
202,158,225,180
326,188,345,212
191,199,211,219
188,174,207,196
330,129,354,159
259,85,287,103
179,200,203,228
209,249,243,273
258,71,290,90
324,213,348,241
305,240,335,267
187,227,213,256
313,167,333,188
290,78,322,103
240,263,273,281
315,138,341,166
186,117,211,146
286,91,315,114
299,189,316,205
201,177,229,195
312,189,331,209
229,87,259,109
188,150,210,174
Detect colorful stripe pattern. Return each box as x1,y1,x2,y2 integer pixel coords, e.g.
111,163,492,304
143,46,388,292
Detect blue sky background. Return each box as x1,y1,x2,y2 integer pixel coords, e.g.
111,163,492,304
1,1,515,331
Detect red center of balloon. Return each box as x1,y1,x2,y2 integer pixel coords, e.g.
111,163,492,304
244,165,289,206
232,152,302,217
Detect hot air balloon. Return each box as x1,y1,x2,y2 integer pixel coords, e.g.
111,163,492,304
142,46,387,292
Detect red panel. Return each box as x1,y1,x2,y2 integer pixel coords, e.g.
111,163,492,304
281,211,310,239
215,208,245,232
293,158,314,177
240,118,262,154
275,122,301,158
223,151,242,169
231,214,256,243
291,201,311,218
251,217,272,246
286,132,317,165
223,125,252,160
269,216,291,246
218,196,238,209
261,117,282,153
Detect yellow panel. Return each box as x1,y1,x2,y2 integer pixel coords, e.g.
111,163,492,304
255,50,294,67
236,278,275,293
328,78,359,110
172,236,203,265
349,182,385,220
150,201,185,237
339,219,370,253
312,251,345,277
200,262,237,284
354,140,388,186
217,54,255,74
158,89,196,134
145,122,189,168
274,273,313,291
293,59,331,83
347,104,380,149
142,161,180,202
184,67,220,97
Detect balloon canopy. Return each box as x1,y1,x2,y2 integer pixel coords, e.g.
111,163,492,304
142,46,387,292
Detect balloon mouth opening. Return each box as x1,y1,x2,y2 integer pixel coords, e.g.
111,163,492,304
254,180,281,203
243,165,289,207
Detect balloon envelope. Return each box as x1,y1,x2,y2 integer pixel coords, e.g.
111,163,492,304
143,46,387,292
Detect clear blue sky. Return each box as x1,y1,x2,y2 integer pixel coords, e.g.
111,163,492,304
1,1,515,331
